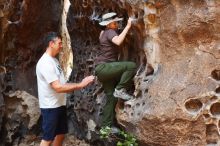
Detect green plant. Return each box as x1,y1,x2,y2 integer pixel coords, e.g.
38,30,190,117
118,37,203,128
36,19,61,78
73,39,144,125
100,126,112,139
99,126,138,146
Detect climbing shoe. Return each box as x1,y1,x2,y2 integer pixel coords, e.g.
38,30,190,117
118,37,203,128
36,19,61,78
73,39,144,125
113,88,133,100
111,126,120,134
99,126,120,135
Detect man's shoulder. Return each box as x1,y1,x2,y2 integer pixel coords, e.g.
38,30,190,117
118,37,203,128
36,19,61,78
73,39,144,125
38,54,52,63
36,54,53,69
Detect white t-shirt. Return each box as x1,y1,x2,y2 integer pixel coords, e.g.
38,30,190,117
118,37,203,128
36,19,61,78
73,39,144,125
36,53,66,108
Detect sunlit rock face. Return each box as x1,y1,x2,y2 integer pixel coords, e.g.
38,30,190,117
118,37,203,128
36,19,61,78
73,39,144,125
60,0,73,79
67,0,220,145
115,0,220,145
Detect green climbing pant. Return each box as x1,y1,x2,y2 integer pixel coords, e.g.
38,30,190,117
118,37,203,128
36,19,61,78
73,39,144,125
95,61,136,127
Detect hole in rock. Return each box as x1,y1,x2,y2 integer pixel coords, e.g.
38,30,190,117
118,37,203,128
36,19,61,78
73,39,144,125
148,14,156,23
136,103,140,107
5,85,13,93
5,73,13,81
145,89,148,93
86,59,93,64
135,91,142,98
211,70,220,81
98,108,103,115
185,99,203,114
70,96,75,102
210,102,220,117
138,10,145,19
89,66,93,72
215,87,220,94
74,103,78,108
143,79,149,82
210,96,218,102
146,64,154,76
85,40,90,46
134,12,138,18
207,142,217,145
117,100,125,110
206,124,219,145
125,104,132,109
88,98,93,102
203,114,210,119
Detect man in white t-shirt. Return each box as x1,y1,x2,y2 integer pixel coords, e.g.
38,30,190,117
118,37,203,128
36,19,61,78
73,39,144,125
36,32,94,146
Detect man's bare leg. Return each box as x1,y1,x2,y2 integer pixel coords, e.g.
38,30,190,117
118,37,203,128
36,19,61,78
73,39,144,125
40,140,52,146
53,134,65,146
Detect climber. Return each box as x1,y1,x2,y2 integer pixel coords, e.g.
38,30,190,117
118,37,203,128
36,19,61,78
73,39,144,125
95,12,137,131
36,32,95,146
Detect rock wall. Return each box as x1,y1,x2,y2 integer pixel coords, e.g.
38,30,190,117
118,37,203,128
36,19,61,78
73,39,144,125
67,0,220,145
0,0,62,145
0,0,219,146
116,0,220,145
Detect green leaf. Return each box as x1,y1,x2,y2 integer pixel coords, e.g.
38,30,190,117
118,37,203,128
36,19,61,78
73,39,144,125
100,127,138,146
117,141,123,146
124,134,128,138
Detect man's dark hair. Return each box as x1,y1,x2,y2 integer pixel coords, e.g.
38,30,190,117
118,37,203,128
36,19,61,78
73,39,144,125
43,32,61,48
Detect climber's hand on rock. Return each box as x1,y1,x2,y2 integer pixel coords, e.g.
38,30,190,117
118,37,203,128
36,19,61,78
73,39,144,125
126,17,133,28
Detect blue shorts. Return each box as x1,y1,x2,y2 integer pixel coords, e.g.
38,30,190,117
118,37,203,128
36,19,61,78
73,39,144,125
41,106,68,141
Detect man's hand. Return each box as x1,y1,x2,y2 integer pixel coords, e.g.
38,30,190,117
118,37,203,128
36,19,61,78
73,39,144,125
50,75,95,93
79,75,95,88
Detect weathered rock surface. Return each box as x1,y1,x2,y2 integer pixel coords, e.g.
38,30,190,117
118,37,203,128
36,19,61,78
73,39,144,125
1,90,40,144
66,0,220,145
8,90,40,129
0,0,62,145
116,0,220,145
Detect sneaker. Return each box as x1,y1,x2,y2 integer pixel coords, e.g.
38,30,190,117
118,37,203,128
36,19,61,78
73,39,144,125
113,88,133,100
111,126,120,134
99,126,120,135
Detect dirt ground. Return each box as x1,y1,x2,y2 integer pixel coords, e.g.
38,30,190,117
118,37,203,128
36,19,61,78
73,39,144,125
18,134,90,146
